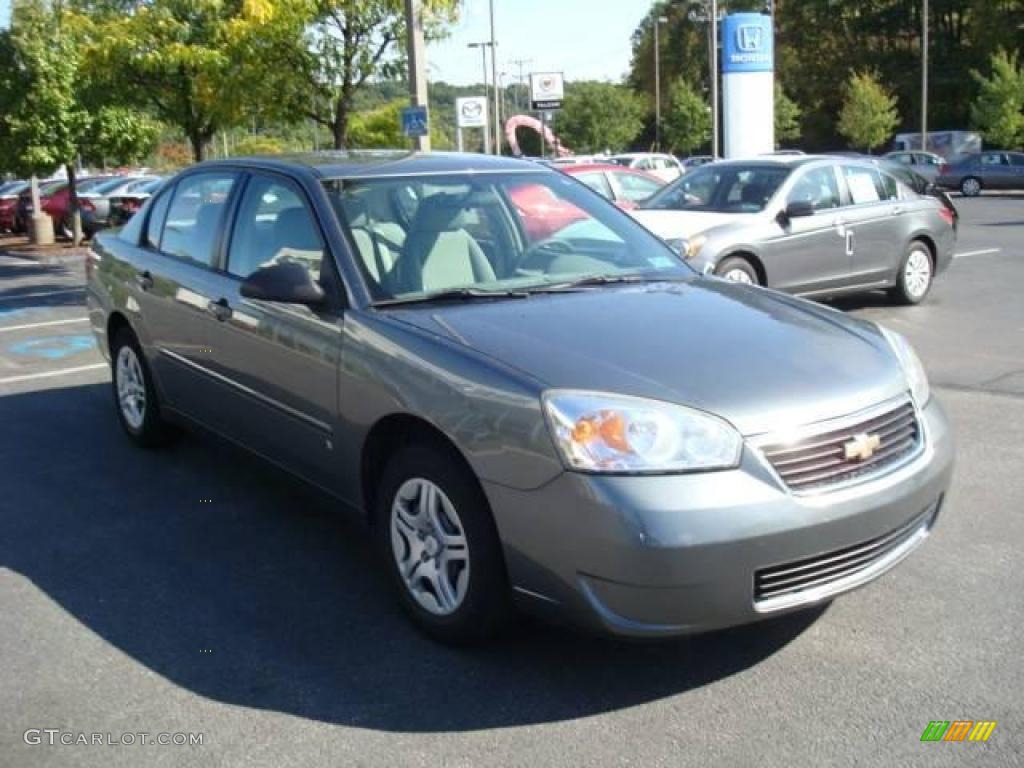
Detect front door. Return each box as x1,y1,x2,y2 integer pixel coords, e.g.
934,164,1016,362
763,164,849,293
198,172,343,490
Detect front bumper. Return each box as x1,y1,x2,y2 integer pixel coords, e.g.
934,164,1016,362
485,396,954,637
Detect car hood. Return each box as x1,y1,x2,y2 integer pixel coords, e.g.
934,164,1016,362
388,279,908,436
629,209,749,240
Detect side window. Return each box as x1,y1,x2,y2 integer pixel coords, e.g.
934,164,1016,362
615,171,662,203
1009,154,1024,167
875,172,899,201
787,166,841,210
575,172,614,200
161,173,238,266
842,166,883,205
891,153,911,165
144,188,172,248
227,175,324,280
980,153,1005,166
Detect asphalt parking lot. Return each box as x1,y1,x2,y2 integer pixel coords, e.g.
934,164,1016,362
2,196,1022,767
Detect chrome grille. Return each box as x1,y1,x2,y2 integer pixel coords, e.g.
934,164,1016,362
754,505,935,606
758,400,921,492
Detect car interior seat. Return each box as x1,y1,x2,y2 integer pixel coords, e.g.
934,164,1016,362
391,193,495,294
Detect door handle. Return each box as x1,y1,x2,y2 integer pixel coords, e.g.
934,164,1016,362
845,231,855,256
135,270,153,292
891,206,904,215
205,297,232,322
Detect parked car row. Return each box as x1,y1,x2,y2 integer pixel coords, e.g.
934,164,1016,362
0,173,164,238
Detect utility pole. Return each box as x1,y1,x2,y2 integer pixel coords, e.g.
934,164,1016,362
489,0,500,154
510,58,532,111
710,0,719,158
921,0,929,151
405,0,431,151
654,15,668,151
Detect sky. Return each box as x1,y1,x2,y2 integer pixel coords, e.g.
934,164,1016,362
426,0,650,87
0,0,648,81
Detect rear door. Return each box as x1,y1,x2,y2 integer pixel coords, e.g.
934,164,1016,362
130,170,242,418
1008,152,1024,189
196,171,343,489
837,164,905,286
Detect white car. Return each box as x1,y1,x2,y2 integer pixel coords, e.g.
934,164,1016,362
607,152,684,183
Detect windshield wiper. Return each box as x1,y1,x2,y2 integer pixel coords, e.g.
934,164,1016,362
372,287,530,307
525,273,690,293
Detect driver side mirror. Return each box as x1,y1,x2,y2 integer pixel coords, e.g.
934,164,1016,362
776,200,815,225
240,262,325,305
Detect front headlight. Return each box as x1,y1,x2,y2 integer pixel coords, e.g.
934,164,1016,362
880,327,930,406
542,390,742,473
684,233,707,259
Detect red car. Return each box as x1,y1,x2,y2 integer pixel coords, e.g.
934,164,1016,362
0,180,29,232
39,176,118,238
508,164,666,242
562,163,666,210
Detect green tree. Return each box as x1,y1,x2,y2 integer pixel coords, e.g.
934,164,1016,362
88,0,311,161
838,71,899,152
661,78,710,154
305,0,460,150
775,83,802,146
970,49,1024,149
554,81,645,154
85,107,162,167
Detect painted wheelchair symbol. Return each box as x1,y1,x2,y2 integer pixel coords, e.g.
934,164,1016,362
8,334,97,360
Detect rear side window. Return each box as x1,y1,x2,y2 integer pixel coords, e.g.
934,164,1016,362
615,171,662,202
227,175,324,280
145,189,172,248
842,166,884,205
575,172,613,200
1009,154,1024,167
161,172,239,267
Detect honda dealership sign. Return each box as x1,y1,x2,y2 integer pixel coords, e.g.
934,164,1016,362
456,97,488,129
529,72,564,111
722,13,775,157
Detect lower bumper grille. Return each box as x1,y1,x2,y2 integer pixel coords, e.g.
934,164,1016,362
754,502,938,610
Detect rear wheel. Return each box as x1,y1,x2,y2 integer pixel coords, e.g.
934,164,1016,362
110,328,174,447
375,440,510,644
889,241,934,305
960,176,982,197
715,256,759,285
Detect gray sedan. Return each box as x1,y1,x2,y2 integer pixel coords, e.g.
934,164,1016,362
87,152,953,643
632,156,956,304
936,150,1024,196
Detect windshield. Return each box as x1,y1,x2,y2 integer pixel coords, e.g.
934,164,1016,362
641,164,792,213
322,171,691,302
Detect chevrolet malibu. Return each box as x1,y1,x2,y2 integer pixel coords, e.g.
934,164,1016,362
87,152,954,644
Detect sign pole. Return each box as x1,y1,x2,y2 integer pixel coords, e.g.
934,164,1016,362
710,0,719,158
404,0,430,151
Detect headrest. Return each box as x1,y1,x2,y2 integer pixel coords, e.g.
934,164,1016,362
409,193,468,233
274,207,321,251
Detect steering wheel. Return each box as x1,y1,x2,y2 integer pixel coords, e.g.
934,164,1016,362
519,238,573,271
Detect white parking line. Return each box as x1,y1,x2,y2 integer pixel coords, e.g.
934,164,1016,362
0,363,108,386
0,287,85,302
954,248,1002,259
0,318,89,333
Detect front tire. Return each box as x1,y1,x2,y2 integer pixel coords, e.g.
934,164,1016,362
889,241,934,305
960,176,982,197
375,440,510,644
110,328,174,448
715,256,759,285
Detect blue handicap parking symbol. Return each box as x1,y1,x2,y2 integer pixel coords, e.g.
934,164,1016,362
8,334,97,360
401,106,429,138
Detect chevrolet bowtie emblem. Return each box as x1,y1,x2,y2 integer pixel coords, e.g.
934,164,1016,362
844,432,882,461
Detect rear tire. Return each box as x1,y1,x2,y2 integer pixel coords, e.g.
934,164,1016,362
714,256,759,285
960,176,982,197
110,328,174,448
375,440,510,644
889,241,934,305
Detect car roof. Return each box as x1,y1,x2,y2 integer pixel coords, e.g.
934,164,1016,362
193,151,547,180
562,163,658,175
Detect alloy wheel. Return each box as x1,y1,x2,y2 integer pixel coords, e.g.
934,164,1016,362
724,268,754,284
961,178,981,197
390,478,470,616
116,345,147,430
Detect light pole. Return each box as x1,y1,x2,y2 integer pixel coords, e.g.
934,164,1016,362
488,0,500,154
654,15,668,151
510,58,532,111
688,1,720,158
921,0,929,151
468,41,494,153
